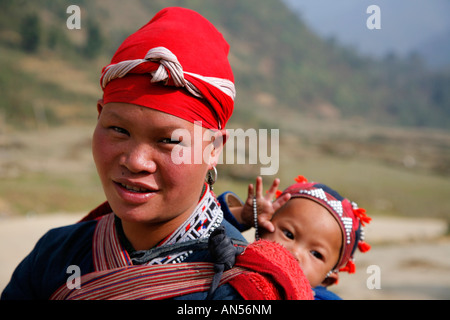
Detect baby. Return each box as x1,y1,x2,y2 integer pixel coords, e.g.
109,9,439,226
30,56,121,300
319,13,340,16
219,175,371,289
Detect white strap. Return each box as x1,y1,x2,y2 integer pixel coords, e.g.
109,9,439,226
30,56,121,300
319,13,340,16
101,46,236,101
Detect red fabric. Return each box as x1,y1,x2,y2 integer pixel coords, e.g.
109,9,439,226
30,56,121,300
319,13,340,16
230,240,314,300
78,201,111,223
101,7,234,129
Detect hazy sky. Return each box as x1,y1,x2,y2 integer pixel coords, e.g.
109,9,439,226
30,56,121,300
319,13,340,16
283,0,450,58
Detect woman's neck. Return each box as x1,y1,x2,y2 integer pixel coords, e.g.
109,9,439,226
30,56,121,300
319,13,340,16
119,209,194,251
118,184,209,251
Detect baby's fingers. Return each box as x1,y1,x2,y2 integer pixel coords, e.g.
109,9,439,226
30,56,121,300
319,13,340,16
265,178,281,200
247,183,254,200
255,176,264,199
272,192,291,211
258,219,275,233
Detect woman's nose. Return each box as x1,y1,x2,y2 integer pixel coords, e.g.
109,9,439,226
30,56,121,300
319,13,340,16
119,143,157,174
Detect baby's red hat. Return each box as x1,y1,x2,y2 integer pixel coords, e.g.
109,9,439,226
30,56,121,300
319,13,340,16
280,175,372,273
100,7,235,129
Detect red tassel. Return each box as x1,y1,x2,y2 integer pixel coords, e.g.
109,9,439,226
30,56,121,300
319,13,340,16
353,208,371,226
339,260,356,274
275,190,282,198
358,241,371,253
349,260,356,273
294,175,308,183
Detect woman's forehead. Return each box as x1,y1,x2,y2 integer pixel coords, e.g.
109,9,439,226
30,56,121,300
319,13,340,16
102,102,198,129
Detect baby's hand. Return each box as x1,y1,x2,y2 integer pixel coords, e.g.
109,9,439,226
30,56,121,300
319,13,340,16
243,177,291,233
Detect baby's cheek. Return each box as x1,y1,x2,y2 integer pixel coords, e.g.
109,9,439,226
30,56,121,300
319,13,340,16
259,229,279,243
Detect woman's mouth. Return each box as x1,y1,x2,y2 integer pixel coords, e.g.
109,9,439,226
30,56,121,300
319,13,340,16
113,180,158,204
118,182,152,193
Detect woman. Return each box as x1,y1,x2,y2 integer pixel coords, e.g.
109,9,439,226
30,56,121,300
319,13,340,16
2,7,312,300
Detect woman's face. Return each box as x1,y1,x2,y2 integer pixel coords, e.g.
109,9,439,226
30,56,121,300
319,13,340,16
92,102,221,228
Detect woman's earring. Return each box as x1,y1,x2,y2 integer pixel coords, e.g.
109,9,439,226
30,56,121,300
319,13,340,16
207,166,218,190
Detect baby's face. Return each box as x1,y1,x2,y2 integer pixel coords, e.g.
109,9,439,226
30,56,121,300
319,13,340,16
261,198,342,287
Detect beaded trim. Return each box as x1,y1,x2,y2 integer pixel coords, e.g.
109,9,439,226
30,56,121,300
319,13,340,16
295,189,353,246
253,196,260,240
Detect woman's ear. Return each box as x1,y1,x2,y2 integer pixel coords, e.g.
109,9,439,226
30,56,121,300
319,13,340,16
97,99,104,116
208,129,229,169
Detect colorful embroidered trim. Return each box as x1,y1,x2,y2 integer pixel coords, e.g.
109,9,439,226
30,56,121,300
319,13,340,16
50,262,246,300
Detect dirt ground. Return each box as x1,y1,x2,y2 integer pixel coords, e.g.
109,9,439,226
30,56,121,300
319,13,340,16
0,213,449,300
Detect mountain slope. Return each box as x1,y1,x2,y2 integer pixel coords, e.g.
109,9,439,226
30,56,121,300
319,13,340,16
1,0,449,129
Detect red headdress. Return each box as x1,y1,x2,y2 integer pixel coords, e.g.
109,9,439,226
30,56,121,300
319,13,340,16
279,175,372,274
100,7,235,129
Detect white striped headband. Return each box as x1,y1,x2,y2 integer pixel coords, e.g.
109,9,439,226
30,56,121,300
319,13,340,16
101,46,236,102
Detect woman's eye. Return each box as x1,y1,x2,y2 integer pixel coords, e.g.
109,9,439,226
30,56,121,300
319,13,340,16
110,126,129,136
283,230,294,240
161,138,181,144
311,250,323,260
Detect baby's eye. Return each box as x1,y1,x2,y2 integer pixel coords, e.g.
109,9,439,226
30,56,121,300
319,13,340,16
311,250,323,260
283,229,294,240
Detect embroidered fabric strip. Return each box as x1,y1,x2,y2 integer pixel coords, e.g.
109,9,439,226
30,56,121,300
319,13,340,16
50,262,246,300
148,188,223,264
93,186,223,271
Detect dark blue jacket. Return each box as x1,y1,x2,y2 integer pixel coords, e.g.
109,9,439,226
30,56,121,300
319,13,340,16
1,218,246,300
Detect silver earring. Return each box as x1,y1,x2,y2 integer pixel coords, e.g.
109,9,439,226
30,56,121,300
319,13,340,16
207,166,218,190
326,270,336,278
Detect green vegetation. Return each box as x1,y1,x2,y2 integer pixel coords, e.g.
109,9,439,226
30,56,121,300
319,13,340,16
1,0,449,130
0,1,449,223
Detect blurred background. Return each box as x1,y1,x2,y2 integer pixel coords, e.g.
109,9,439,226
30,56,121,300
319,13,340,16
0,0,449,299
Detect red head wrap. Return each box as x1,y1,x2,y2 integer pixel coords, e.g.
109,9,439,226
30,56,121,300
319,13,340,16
100,7,235,129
